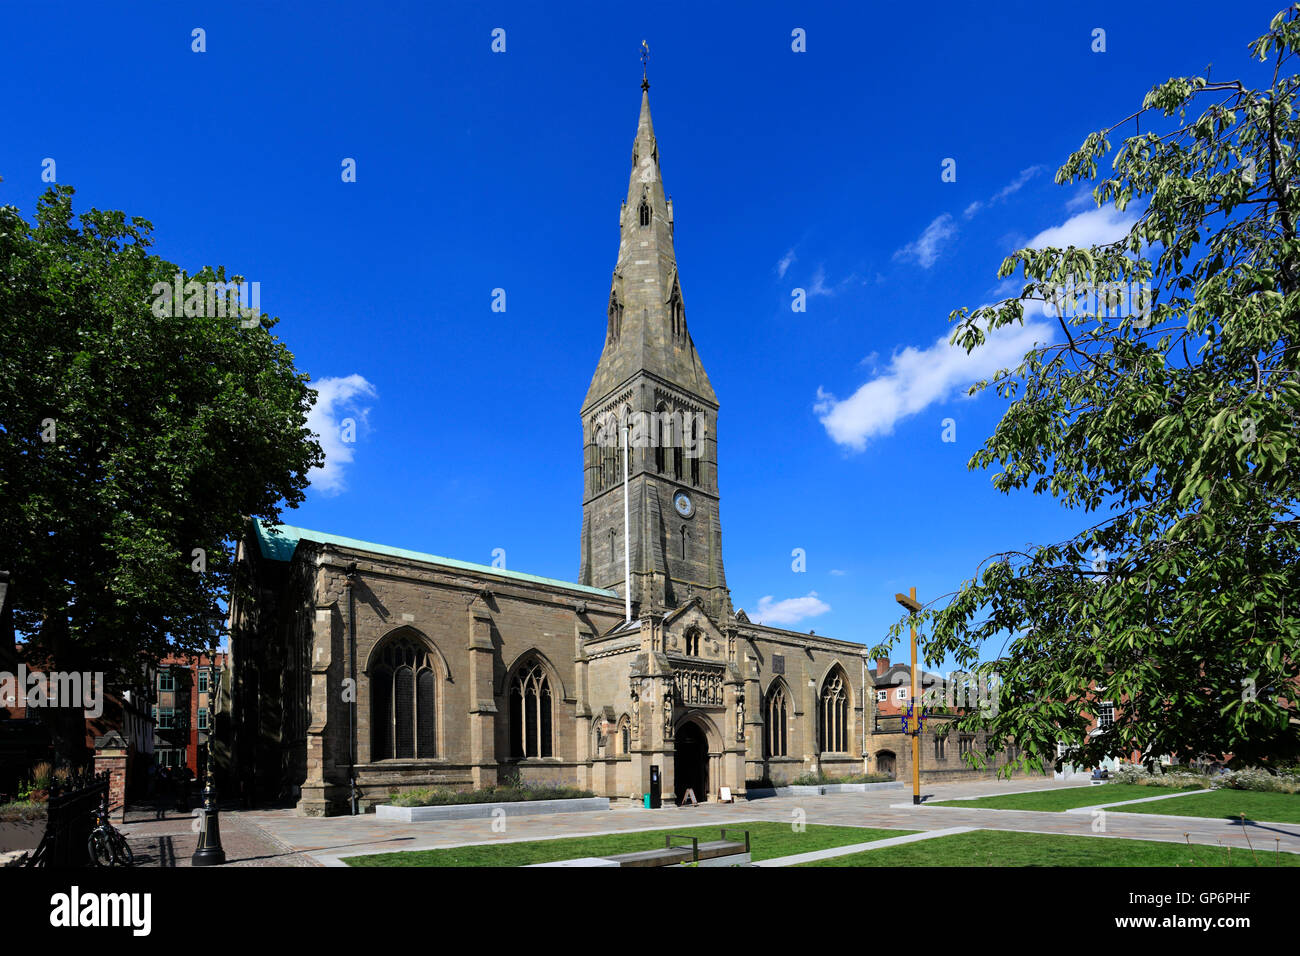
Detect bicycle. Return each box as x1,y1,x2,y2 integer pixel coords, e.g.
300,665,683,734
87,801,134,867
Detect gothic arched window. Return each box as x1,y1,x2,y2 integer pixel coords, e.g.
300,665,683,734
766,683,789,758
608,292,623,341
618,716,631,754
510,658,554,759
819,670,849,754
669,287,684,337
370,633,438,760
594,422,607,490
639,199,651,227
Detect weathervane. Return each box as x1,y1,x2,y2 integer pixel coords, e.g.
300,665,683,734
641,40,649,91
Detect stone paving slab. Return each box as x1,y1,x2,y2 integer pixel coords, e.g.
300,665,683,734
1062,789,1214,813
117,801,321,867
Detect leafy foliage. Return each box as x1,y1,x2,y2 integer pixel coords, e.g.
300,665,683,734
876,8,1300,772
389,783,597,807
0,187,323,696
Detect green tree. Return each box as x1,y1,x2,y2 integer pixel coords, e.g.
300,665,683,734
880,8,1300,772
0,186,324,764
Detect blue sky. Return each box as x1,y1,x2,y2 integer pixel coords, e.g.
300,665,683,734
1,1,1284,668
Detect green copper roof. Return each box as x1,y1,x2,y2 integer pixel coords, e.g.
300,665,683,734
253,520,619,599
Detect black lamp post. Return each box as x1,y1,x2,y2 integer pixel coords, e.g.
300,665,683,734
192,653,226,866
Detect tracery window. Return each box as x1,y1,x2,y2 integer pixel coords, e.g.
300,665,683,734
510,659,553,759
765,683,789,758
819,670,849,754
639,199,651,227
371,633,438,760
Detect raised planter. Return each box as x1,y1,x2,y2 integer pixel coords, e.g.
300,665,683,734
375,796,610,822
746,781,904,800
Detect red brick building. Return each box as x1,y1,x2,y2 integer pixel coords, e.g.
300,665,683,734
154,652,225,777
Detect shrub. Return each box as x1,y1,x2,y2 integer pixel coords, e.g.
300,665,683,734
0,800,47,823
1215,767,1300,794
1108,766,1214,789
390,783,596,808
789,770,892,786
1111,764,1300,794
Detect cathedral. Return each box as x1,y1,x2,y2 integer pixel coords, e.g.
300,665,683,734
224,76,885,816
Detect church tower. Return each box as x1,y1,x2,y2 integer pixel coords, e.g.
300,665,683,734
579,74,731,622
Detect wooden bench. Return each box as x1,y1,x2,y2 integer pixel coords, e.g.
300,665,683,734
528,828,752,868
605,828,751,867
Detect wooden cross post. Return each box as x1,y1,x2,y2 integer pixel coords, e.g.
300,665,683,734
895,587,923,806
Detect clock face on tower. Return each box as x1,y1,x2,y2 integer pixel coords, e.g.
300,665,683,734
673,491,694,518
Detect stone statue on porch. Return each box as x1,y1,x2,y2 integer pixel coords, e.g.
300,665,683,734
663,686,674,740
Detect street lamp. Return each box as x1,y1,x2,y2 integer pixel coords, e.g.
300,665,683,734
895,588,922,806
192,649,226,866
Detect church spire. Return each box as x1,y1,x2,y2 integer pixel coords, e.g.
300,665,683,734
582,66,716,412
579,62,729,620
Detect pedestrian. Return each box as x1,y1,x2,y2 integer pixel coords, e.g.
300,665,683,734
156,766,170,820
175,766,190,813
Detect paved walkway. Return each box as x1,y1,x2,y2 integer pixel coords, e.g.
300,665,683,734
117,800,319,867
236,776,1300,866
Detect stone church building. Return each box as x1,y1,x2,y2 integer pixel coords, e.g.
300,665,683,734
225,79,907,816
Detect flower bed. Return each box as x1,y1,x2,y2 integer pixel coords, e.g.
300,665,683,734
390,783,596,807
789,771,893,786
1110,765,1300,794
376,795,609,822
0,800,46,823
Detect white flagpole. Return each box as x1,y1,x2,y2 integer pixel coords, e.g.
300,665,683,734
622,419,632,623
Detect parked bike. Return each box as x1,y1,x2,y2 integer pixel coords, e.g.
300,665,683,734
87,802,134,867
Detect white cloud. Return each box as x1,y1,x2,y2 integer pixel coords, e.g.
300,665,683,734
1066,189,1095,211
1024,205,1137,251
306,373,377,495
776,248,796,278
829,569,847,577
805,265,862,297
991,165,1044,203
893,214,957,269
809,265,832,296
815,320,1051,451
962,200,984,220
754,592,832,626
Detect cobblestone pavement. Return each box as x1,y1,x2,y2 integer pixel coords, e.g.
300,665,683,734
238,776,1300,866
117,800,320,867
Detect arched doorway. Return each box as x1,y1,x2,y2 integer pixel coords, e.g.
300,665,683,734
674,721,709,804
875,750,897,779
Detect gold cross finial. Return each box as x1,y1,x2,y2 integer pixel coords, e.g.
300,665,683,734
641,40,649,91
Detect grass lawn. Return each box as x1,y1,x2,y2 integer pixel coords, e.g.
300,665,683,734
1117,789,1300,824
929,783,1204,812
343,821,915,866
800,829,1300,867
